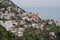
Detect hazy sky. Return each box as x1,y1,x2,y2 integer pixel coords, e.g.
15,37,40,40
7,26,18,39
11,0,60,7
11,0,60,21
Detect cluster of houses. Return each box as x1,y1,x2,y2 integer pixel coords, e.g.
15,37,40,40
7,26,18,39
0,20,25,36
0,1,42,37
0,10,43,37
0,0,60,38
0,10,60,37
0,11,15,20
10,27,25,37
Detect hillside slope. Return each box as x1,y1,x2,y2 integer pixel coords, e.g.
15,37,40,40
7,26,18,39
0,0,60,40
0,0,26,13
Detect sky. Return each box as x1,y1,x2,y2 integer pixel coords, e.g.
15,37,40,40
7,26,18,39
11,0,60,21
11,0,60,7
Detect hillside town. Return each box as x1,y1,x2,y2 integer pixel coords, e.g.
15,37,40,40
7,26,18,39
0,0,60,40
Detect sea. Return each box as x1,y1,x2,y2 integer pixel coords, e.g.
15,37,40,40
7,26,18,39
22,7,60,21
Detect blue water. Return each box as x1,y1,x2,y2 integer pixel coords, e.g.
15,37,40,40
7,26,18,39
21,7,60,21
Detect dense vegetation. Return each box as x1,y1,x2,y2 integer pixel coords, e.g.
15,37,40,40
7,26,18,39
0,25,15,40
0,23,60,40
0,0,26,13
0,0,60,40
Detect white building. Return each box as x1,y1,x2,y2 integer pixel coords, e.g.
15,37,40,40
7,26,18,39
19,20,26,25
17,32,23,37
48,21,53,25
20,12,27,17
49,32,56,38
18,28,25,32
1,11,11,19
0,21,13,31
10,27,24,37
0,20,18,31
17,13,21,17
2,14,10,19
6,6,11,12
39,24,44,30
32,23,40,28
49,32,55,36
0,11,15,20
56,22,60,26
24,24,28,28
32,23,44,30
10,12,15,17
11,28,18,33
22,16,28,20
17,28,24,37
